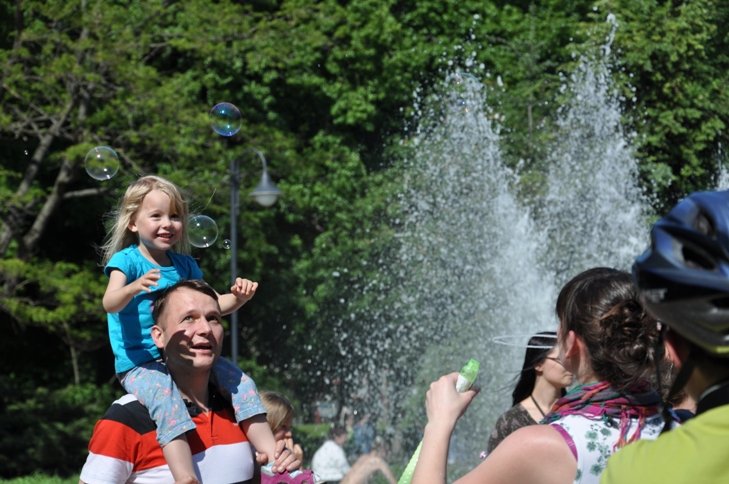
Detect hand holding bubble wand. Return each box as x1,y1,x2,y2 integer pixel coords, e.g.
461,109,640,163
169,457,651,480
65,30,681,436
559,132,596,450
397,359,480,484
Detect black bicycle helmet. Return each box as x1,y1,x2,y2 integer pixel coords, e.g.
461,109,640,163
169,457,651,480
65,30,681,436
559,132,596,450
633,190,729,356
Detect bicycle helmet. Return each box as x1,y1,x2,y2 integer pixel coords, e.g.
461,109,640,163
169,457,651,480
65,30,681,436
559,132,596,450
633,190,729,355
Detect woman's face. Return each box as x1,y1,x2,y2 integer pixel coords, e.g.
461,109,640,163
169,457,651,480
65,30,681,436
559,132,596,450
538,347,573,389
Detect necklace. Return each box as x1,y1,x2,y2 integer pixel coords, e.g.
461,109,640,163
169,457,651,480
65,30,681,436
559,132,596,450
530,394,546,418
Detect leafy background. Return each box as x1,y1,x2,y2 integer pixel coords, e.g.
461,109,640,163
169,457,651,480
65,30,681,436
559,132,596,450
1,0,727,479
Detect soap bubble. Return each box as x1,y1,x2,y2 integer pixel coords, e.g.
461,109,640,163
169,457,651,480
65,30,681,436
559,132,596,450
209,102,242,137
222,239,232,250
84,146,120,181
188,215,218,248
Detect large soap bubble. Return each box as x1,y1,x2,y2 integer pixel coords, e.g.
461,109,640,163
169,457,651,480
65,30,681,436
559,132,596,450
188,214,218,248
209,102,242,137
84,146,120,181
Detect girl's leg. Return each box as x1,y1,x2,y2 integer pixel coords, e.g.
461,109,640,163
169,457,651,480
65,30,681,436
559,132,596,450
121,363,199,483
211,357,266,422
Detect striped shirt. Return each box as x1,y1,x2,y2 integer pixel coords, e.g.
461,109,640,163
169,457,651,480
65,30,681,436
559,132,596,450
80,389,254,483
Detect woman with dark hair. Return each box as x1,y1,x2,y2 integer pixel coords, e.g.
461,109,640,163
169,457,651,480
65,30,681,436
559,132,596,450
486,331,572,453
411,267,668,484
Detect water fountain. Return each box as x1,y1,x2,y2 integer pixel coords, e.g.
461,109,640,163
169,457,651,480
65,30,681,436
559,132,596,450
329,19,654,476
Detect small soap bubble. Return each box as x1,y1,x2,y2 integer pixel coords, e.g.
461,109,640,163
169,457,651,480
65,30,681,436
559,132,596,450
84,146,120,181
222,239,232,250
188,215,218,248
209,102,242,137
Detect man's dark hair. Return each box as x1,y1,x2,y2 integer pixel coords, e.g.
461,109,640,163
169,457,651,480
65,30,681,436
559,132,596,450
330,424,348,439
152,279,219,324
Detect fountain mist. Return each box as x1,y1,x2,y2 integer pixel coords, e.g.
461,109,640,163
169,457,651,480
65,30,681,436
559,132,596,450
331,32,652,475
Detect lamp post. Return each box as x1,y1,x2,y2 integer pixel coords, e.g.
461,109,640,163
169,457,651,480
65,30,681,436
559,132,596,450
229,148,281,363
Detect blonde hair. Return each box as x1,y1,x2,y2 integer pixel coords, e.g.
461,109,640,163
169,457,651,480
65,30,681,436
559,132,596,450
261,390,295,434
101,175,191,265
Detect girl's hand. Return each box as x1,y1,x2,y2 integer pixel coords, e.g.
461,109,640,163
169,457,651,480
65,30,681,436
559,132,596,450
132,269,160,293
425,372,478,431
283,437,304,462
272,439,302,473
230,277,258,303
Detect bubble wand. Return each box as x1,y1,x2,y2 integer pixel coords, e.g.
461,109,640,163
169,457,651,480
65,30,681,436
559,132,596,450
397,359,480,484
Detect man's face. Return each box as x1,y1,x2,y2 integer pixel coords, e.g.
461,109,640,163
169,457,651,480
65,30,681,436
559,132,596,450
152,286,224,373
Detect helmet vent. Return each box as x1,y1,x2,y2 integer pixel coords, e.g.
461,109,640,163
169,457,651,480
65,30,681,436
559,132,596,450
695,214,715,238
683,246,716,271
712,297,729,309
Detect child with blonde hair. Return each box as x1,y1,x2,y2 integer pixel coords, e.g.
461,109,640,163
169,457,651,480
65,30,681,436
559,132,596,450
261,391,305,463
101,175,276,483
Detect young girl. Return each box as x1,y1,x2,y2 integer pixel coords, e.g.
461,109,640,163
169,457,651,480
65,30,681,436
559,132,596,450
261,391,305,463
101,175,277,483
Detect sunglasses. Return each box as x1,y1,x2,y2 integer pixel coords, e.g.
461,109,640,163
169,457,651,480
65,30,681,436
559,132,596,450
544,356,566,367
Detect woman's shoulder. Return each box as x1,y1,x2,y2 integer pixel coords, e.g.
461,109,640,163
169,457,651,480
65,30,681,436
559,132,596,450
507,422,568,446
468,425,576,484
501,424,576,468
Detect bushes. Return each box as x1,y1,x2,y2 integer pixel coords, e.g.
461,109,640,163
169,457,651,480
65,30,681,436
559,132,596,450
0,383,119,479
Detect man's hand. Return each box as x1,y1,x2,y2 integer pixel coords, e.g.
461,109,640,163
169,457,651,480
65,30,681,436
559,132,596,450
256,439,302,473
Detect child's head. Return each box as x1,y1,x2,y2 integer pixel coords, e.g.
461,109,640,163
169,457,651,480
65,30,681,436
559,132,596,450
329,424,349,445
261,391,295,441
101,175,190,264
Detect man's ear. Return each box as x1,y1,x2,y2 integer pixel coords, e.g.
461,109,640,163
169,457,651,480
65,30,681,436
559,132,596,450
151,324,165,349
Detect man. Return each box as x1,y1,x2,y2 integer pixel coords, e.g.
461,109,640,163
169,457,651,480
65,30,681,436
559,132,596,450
80,279,299,483
602,190,729,483
312,425,396,484
312,425,351,482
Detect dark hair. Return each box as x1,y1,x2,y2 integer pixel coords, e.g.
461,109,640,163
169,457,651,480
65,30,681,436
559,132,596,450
152,279,219,325
556,267,665,391
329,424,348,439
511,331,558,405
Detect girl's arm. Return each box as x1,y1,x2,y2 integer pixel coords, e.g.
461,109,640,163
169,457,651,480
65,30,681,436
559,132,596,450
244,416,301,472
103,268,160,313
218,278,258,315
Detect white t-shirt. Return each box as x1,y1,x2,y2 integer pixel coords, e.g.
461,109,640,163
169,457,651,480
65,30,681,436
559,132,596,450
312,439,350,482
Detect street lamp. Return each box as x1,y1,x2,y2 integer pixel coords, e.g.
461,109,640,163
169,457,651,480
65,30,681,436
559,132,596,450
229,148,281,363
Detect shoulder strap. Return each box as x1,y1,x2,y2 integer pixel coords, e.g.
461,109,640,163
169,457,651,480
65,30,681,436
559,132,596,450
550,423,578,460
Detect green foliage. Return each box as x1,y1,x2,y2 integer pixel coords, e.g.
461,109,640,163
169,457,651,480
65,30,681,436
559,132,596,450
0,474,78,484
602,0,729,206
0,383,119,478
1,0,728,476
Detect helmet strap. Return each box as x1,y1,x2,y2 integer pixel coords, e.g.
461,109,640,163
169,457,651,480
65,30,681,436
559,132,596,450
696,377,729,415
659,346,695,434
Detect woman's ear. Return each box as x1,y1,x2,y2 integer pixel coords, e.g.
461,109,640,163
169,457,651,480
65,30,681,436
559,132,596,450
564,330,579,358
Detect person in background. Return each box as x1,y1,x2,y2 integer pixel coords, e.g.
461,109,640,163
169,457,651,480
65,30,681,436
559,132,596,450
486,330,572,453
602,190,729,483
412,267,668,484
312,425,397,484
79,280,300,482
351,413,375,456
261,390,305,463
